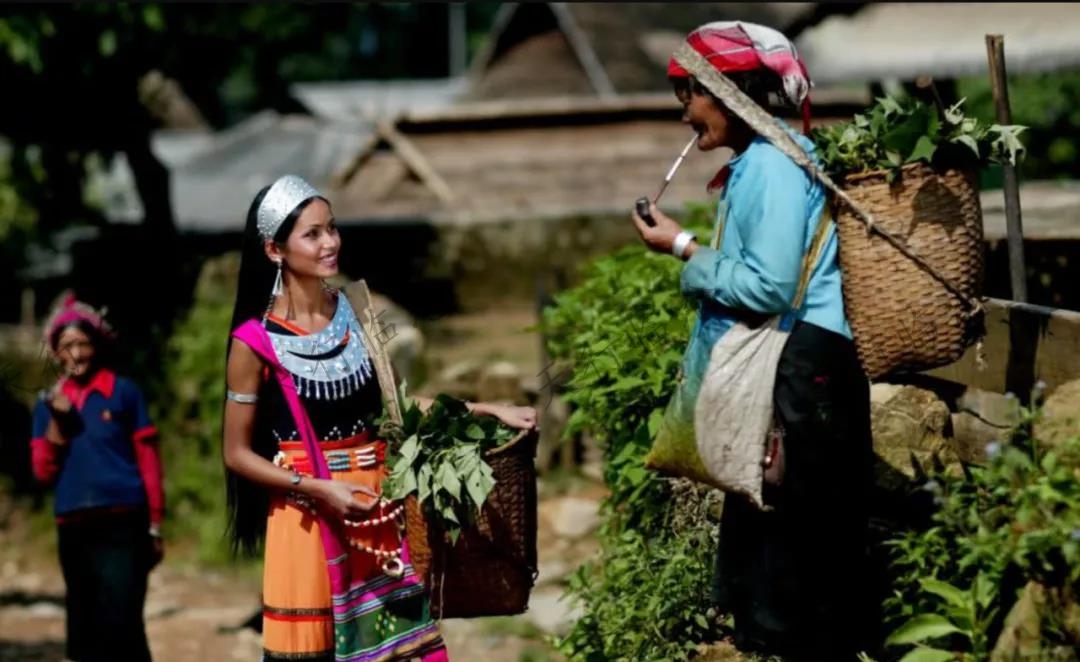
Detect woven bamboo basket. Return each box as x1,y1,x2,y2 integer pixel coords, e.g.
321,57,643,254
404,428,539,619
834,163,986,380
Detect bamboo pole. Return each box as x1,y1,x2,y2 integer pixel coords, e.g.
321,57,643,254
985,34,1028,303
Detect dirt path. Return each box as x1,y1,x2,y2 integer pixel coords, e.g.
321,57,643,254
1,306,600,662
0,481,602,662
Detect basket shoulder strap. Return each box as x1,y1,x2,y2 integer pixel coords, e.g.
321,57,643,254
791,202,834,311
710,196,728,251
340,280,404,426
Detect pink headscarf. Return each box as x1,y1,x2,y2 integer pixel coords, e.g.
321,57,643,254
667,21,813,135
43,291,115,350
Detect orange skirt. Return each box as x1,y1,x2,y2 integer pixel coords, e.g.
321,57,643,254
261,437,445,661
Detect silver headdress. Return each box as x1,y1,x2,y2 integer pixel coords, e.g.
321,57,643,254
256,174,323,241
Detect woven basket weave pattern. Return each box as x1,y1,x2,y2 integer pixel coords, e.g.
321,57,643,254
836,164,984,379
404,430,539,619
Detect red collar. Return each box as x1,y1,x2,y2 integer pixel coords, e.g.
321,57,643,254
707,166,731,194
61,368,116,410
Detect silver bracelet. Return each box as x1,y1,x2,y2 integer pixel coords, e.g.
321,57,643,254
672,230,697,259
226,390,258,404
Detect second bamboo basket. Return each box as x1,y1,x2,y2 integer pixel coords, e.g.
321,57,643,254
404,428,539,619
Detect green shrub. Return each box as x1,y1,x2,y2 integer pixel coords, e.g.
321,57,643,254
541,202,722,660
540,203,712,535
561,526,717,662
155,293,234,566
883,401,1080,660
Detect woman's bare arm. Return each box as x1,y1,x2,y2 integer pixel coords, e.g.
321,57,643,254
411,394,491,416
409,394,536,429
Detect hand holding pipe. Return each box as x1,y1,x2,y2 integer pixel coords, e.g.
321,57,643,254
637,133,698,226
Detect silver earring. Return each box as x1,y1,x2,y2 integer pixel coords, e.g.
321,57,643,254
272,260,284,298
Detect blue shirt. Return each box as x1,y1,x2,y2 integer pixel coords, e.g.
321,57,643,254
679,123,850,384
31,370,156,517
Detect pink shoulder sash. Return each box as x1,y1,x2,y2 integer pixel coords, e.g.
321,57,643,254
231,319,349,568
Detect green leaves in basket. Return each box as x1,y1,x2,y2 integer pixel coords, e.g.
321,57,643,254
380,394,513,544
812,95,1027,182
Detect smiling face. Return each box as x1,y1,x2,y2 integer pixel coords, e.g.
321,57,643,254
266,197,340,280
672,74,763,154
679,85,735,152
53,325,96,380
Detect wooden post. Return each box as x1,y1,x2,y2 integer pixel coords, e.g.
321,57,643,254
20,288,35,328
985,34,1028,303
448,2,467,77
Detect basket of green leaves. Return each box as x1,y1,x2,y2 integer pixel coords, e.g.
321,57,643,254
810,96,1026,379
379,394,538,619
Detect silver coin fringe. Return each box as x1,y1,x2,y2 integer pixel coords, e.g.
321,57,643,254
291,360,374,401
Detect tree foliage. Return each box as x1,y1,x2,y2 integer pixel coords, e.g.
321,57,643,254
0,3,501,241
958,70,1080,182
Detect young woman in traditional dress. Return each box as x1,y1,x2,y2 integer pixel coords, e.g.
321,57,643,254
222,174,537,662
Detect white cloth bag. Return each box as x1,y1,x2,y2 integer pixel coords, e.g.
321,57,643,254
693,210,831,509
694,316,790,509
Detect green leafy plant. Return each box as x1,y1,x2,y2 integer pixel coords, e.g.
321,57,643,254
380,393,516,543
883,400,1080,660
539,203,712,535
540,203,726,660
811,96,1027,181
885,574,997,661
559,527,718,662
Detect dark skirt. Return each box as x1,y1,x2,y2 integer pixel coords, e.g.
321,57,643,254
712,320,878,660
57,508,154,662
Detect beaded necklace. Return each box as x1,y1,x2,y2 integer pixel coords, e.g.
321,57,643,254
265,293,374,401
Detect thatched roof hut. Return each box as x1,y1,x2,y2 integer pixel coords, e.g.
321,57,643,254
464,2,828,100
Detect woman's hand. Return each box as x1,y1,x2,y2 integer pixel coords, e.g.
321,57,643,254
472,403,539,431
309,479,380,521
46,384,73,414
44,384,79,445
631,201,693,256
148,531,164,570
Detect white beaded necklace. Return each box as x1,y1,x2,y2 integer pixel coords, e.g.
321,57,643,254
266,293,374,400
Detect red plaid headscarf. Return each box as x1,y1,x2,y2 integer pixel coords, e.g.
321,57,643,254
668,21,813,136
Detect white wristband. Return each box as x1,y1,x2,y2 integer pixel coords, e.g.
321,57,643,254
672,231,696,258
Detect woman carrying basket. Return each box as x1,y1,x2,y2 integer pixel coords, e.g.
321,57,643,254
222,174,537,662
632,22,877,660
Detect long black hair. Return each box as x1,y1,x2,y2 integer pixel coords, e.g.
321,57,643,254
223,184,322,558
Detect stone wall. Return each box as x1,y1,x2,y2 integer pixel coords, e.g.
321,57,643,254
430,213,641,311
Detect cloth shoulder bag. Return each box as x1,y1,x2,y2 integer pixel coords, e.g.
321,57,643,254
644,200,831,506
692,206,832,509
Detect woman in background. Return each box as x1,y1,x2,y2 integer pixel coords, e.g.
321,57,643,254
30,293,164,662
